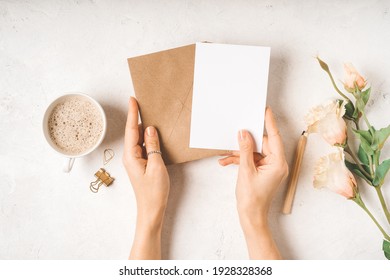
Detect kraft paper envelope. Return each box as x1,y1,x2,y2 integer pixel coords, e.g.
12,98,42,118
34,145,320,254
128,44,227,165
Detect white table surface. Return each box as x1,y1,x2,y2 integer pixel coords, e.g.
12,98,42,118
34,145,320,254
1,0,389,260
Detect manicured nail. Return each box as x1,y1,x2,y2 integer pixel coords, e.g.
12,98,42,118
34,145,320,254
147,126,156,136
239,130,247,141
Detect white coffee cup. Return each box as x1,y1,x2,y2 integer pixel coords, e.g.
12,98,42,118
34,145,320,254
42,93,107,172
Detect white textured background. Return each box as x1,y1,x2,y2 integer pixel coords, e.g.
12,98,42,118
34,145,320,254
1,0,389,259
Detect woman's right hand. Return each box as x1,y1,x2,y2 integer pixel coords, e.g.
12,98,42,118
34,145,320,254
219,107,288,259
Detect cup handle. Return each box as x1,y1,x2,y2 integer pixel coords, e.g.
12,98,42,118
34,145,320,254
63,157,75,173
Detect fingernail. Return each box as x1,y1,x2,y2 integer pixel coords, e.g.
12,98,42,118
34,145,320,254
239,130,247,141
147,126,156,136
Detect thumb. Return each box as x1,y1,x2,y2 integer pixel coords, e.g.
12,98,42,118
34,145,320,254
238,130,255,171
144,126,164,167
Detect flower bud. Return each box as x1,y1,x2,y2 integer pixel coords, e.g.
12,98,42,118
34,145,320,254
344,63,366,93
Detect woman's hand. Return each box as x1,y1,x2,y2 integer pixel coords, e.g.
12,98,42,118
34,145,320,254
123,97,170,259
219,107,288,259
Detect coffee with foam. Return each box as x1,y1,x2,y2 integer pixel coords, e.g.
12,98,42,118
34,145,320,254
48,96,103,155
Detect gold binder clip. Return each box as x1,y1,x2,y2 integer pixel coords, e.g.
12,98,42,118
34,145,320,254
89,148,115,193
90,168,114,193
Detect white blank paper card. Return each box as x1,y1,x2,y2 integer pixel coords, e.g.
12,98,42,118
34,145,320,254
190,42,271,152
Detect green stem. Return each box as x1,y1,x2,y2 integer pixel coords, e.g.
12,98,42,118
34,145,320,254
362,111,373,131
344,145,372,180
375,186,390,226
353,193,390,241
353,119,360,130
316,57,353,104
374,151,380,167
368,155,374,177
325,70,353,103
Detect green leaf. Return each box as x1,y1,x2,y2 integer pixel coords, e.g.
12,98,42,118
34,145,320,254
352,128,372,143
361,88,371,105
361,138,374,155
345,160,372,184
363,164,371,175
383,239,390,260
356,97,366,113
357,144,369,166
342,100,357,120
373,125,390,150
353,128,375,155
373,159,390,186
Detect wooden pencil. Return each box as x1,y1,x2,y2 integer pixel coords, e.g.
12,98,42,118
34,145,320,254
282,131,308,215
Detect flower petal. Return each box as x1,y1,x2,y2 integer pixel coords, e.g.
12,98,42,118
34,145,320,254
313,148,356,199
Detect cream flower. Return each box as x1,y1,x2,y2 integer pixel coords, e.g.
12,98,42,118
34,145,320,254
313,148,357,199
305,100,347,146
344,63,366,92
